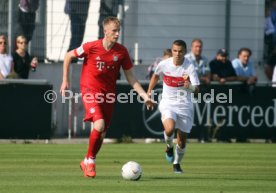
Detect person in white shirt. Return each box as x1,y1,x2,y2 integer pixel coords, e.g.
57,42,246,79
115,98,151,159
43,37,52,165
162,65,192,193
0,35,13,80
185,38,210,84
232,47,257,85
147,40,200,173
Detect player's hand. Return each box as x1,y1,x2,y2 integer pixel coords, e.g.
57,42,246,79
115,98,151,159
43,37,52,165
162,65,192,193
183,74,190,89
60,81,69,96
145,98,157,111
219,78,226,84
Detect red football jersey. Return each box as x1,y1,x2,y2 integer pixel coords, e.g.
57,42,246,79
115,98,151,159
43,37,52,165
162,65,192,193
74,39,133,93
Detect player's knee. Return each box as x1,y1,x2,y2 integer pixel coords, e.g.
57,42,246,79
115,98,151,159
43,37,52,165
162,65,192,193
93,119,105,132
94,125,105,132
165,129,174,137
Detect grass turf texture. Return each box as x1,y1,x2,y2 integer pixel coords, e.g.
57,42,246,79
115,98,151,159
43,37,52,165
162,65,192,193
0,143,276,193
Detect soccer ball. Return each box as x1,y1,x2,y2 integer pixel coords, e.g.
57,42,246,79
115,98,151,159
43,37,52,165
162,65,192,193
121,161,142,181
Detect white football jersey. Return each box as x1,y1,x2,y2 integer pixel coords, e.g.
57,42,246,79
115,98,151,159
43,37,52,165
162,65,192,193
155,57,200,107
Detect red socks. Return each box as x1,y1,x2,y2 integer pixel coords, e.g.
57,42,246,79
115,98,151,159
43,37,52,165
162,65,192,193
86,129,103,159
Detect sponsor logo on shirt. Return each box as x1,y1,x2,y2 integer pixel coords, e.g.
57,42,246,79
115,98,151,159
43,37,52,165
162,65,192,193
96,61,105,71
96,56,101,60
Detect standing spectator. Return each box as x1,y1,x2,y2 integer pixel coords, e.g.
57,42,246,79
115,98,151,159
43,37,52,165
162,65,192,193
209,48,237,84
98,0,123,39
17,0,40,43
185,38,210,85
12,35,38,79
147,40,200,173
265,5,275,58
60,17,155,178
147,48,172,79
185,38,211,143
65,0,90,52
0,35,13,80
232,48,257,85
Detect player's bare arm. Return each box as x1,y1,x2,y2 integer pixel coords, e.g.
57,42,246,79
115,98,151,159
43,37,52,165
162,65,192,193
60,50,76,96
0,72,4,80
147,74,160,96
124,68,156,110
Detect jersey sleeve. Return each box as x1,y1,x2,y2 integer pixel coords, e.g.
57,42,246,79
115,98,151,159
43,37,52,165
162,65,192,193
73,42,91,58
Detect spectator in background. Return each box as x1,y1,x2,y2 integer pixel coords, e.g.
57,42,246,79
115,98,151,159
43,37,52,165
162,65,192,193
98,0,123,39
232,48,257,86
0,35,14,80
265,5,275,58
232,48,257,142
12,35,38,79
209,48,237,84
209,48,236,143
185,38,210,85
65,0,90,52
147,48,172,79
17,0,39,43
185,39,211,143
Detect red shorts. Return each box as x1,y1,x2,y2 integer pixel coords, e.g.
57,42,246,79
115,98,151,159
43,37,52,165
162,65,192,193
82,92,115,131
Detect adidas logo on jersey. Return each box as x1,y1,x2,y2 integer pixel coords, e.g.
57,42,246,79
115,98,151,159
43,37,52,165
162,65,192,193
96,56,101,60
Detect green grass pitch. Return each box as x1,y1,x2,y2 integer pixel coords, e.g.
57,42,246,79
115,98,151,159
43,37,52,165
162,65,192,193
0,143,276,193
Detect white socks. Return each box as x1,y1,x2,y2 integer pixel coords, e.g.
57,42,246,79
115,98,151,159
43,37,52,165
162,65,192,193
84,157,95,164
164,131,174,148
173,144,186,164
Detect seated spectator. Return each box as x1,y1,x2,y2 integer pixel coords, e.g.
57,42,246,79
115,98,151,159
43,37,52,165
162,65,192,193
12,35,38,79
0,35,14,80
209,48,237,142
185,38,210,85
232,48,257,85
209,48,237,84
147,48,172,79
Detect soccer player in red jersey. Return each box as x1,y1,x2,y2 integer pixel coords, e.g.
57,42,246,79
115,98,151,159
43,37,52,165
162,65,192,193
60,16,155,178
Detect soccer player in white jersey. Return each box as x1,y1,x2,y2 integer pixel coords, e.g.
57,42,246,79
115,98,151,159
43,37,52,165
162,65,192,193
147,40,200,173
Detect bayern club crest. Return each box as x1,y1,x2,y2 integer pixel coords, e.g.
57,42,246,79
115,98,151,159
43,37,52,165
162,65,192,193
113,55,118,61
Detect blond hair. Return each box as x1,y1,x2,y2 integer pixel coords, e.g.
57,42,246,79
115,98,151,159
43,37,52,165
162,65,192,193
15,35,27,49
103,16,120,28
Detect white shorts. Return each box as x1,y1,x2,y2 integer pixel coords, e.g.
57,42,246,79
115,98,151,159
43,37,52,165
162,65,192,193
159,100,193,133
